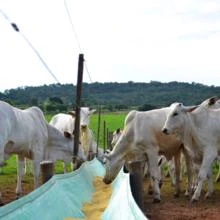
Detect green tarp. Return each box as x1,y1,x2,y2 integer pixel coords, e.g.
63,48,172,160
0,158,147,220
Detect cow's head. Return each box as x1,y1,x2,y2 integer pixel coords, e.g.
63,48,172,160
80,107,96,131
63,131,86,163
103,153,124,184
162,103,198,136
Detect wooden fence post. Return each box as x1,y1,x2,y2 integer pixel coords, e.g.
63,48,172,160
107,131,113,151
103,120,106,152
73,53,84,169
96,107,101,157
40,161,54,184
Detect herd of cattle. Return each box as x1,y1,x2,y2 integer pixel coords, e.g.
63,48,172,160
103,96,220,203
0,96,220,206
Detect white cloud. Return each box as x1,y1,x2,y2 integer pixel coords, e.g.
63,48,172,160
0,0,220,92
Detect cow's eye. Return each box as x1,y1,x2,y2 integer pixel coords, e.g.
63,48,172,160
173,112,178,117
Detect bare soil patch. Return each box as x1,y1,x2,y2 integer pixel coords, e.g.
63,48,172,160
1,174,220,220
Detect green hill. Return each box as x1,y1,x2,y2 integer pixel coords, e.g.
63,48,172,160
1,81,220,111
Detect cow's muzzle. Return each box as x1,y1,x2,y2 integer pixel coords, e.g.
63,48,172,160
81,125,87,130
162,128,169,135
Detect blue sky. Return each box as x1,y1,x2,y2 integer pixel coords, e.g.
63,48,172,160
0,0,220,92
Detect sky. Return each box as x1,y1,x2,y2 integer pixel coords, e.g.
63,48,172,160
0,0,220,92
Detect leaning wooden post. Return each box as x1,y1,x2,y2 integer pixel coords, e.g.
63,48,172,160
96,107,101,157
73,53,84,170
129,161,144,212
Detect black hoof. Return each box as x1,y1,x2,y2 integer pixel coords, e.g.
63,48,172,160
152,198,161,203
148,189,153,195
190,198,198,203
174,193,180,198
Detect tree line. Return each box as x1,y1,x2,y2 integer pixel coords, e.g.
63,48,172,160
0,81,220,112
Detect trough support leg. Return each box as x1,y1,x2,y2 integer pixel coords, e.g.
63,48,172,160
40,161,54,184
129,161,144,212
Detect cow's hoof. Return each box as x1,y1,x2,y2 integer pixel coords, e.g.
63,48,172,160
16,194,21,200
204,192,213,200
152,198,161,203
173,192,180,198
148,189,153,195
190,197,198,203
184,191,190,197
215,176,220,183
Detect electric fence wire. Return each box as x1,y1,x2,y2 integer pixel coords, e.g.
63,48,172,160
0,9,60,84
63,0,93,83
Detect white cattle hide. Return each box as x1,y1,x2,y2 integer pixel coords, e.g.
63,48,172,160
0,101,48,199
162,97,220,202
103,108,193,203
0,101,84,203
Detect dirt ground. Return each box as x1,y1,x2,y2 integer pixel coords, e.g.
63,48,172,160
0,175,220,220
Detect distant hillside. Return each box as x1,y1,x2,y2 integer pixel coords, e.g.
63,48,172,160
1,81,220,111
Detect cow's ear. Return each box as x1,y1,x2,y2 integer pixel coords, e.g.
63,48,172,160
64,131,72,139
68,111,76,117
89,109,96,115
208,96,218,106
185,105,198,113
157,156,164,166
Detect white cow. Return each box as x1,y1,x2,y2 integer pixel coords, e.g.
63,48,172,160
49,107,96,163
111,128,179,188
162,97,220,202
0,101,85,202
103,108,193,203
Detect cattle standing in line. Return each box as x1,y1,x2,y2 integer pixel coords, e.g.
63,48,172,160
103,108,193,203
162,97,220,202
0,101,85,202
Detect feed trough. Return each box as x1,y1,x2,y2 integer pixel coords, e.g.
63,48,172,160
0,158,147,220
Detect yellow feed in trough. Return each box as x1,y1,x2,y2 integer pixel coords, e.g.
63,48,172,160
66,176,112,220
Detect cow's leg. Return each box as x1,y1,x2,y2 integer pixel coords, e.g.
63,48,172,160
167,159,176,186
0,141,6,167
182,148,193,196
191,149,216,202
33,160,41,189
146,147,161,203
0,192,3,206
16,155,24,198
173,152,181,197
204,166,214,199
